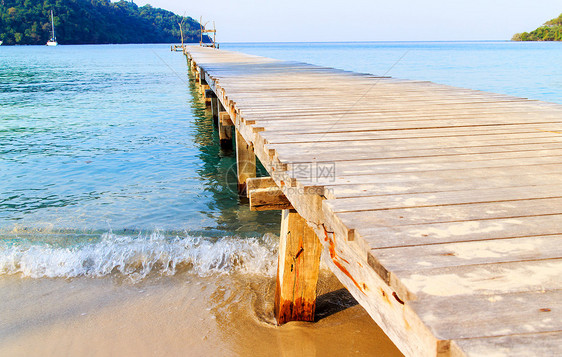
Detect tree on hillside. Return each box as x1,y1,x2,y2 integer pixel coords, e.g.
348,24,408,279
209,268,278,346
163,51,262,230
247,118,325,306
512,13,562,41
0,0,207,45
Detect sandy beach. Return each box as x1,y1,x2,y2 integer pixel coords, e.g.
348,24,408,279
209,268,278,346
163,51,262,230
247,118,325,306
0,270,402,356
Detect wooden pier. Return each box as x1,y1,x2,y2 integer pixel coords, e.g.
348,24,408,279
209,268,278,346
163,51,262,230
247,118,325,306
183,45,562,356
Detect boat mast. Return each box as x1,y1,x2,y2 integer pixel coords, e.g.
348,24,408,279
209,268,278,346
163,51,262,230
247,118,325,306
50,10,56,41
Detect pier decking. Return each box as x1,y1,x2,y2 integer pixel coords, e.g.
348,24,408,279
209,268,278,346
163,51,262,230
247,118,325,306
183,45,562,356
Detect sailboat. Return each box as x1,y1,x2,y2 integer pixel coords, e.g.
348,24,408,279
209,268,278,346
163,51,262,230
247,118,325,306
46,10,58,46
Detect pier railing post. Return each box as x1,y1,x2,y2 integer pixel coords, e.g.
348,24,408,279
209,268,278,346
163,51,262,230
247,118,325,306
235,130,256,195
275,209,323,325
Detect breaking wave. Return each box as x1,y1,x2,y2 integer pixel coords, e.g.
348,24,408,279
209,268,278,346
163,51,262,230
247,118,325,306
0,231,278,281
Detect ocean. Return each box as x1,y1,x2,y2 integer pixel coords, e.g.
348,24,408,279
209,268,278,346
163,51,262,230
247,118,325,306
0,41,560,356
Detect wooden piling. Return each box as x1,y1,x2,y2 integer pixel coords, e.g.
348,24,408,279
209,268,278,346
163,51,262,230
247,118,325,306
218,101,233,148
235,130,256,194
210,96,218,125
275,209,323,325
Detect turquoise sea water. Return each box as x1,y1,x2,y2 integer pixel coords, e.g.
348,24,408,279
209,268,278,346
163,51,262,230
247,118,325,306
1,42,561,278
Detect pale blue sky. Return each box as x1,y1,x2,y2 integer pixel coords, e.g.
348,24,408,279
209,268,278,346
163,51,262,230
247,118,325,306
136,0,561,42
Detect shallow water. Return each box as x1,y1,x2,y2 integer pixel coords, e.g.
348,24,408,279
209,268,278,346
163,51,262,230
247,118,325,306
1,42,561,278
1,42,561,355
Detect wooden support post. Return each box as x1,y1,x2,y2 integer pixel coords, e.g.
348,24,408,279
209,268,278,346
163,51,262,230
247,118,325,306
235,130,256,195
200,83,210,99
190,61,197,77
218,101,233,149
204,89,214,109
210,96,218,125
198,72,209,96
275,209,323,325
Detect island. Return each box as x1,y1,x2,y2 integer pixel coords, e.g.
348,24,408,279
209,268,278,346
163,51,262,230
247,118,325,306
512,13,562,41
0,0,207,45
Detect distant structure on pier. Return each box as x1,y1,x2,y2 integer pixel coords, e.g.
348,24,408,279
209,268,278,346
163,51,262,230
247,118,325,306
199,18,217,49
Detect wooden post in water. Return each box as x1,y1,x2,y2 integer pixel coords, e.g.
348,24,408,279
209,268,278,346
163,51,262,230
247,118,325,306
199,79,210,100
192,63,200,82
217,101,233,148
210,96,218,125
275,209,323,324
246,179,322,325
204,89,215,110
235,130,256,195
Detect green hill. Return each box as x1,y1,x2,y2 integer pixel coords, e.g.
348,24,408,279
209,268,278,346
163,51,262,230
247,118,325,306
0,0,207,45
512,13,562,41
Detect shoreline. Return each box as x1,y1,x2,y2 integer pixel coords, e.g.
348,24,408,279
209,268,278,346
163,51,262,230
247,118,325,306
0,272,402,356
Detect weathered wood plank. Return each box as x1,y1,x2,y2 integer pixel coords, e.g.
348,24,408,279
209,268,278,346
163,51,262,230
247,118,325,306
372,235,562,271
453,331,562,357
322,173,562,200
327,185,562,212
410,290,562,339
395,258,562,300
247,177,293,211
359,215,562,249
326,197,562,229
260,124,562,143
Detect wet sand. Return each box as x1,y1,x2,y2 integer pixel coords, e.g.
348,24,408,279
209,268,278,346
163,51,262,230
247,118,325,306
0,271,402,356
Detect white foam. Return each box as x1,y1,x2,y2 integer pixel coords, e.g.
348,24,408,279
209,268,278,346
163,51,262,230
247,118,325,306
0,231,278,281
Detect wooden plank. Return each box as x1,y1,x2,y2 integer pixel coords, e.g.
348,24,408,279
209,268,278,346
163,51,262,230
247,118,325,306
265,131,562,146
323,173,562,199
327,185,562,212
247,177,293,211
246,176,277,191
453,331,562,357
219,112,234,126
409,290,562,339
359,215,562,249
372,235,562,271
261,124,562,144
267,135,562,152
301,154,562,177
300,164,562,188
250,120,562,136
275,209,323,324
272,144,562,166
327,197,562,229
395,259,562,300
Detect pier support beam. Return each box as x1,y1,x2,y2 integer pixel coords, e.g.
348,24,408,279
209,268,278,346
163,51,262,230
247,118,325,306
210,97,218,125
218,101,233,149
247,177,293,211
235,130,256,195
275,209,323,325
204,89,213,108
205,89,217,116
199,83,210,105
